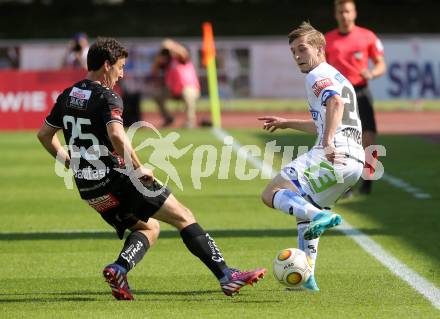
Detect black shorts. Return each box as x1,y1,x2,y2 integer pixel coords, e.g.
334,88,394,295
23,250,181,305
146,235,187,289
354,86,377,133
84,176,171,239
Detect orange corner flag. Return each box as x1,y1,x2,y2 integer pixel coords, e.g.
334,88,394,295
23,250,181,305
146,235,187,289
202,22,216,67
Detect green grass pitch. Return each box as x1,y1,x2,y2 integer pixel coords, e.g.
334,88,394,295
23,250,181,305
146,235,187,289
0,129,439,318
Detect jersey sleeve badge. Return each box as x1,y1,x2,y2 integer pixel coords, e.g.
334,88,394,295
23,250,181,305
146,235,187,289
312,78,333,97
110,108,123,121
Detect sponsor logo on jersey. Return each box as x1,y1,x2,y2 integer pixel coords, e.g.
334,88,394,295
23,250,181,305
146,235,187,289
312,78,333,97
111,107,123,121
341,127,362,145
335,72,346,84
74,166,110,180
68,87,91,110
85,193,119,213
78,178,111,192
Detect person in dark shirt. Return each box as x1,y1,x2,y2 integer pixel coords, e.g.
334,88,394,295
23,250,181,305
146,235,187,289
37,37,265,301
326,0,386,194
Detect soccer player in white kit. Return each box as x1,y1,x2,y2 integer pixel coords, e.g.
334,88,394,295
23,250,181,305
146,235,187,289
259,22,365,291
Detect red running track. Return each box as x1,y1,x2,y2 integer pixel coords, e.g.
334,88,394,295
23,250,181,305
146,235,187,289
142,111,440,134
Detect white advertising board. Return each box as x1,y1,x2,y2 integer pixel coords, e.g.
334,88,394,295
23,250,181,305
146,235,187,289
250,42,304,97
13,35,440,100
369,37,440,100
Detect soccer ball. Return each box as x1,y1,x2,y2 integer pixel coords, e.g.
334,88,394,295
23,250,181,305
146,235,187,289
272,248,312,287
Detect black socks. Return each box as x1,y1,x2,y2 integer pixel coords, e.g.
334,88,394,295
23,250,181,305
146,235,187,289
114,224,228,279
115,231,150,272
180,223,228,279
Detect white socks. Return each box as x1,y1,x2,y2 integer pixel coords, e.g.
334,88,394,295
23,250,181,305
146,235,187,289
297,222,319,275
272,189,322,275
273,189,321,221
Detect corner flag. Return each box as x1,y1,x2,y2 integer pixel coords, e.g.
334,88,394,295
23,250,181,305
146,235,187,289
202,22,221,128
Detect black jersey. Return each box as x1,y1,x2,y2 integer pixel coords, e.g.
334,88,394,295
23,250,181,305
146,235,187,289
45,79,126,199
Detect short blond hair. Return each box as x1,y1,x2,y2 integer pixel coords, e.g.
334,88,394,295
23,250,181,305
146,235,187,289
287,21,326,50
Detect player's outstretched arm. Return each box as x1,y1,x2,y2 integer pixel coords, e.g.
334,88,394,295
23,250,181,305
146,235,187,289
258,116,316,134
37,123,70,168
106,122,154,184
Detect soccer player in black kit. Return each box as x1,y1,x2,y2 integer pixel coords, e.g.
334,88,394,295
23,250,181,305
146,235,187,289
37,38,265,300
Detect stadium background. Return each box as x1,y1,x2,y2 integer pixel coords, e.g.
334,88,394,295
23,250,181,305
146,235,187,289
1,1,439,318
0,0,439,38
2,0,440,129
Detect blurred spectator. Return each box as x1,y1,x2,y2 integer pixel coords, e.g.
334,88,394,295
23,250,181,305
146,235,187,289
61,32,89,70
0,46,19,69
151,39,200,128
119,78,142,127
326,0,386,195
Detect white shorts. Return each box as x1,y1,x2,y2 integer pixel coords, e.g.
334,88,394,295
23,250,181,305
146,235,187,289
280,146,364,209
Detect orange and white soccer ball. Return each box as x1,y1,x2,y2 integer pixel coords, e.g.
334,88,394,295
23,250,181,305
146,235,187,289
272,248,311,287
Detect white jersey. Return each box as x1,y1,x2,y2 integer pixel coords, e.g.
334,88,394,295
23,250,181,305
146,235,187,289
305,62,364,162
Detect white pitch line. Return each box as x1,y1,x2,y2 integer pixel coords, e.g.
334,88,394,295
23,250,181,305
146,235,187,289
338,221,440,310
382,173,431,199
212,127,440,310
212,128,276,179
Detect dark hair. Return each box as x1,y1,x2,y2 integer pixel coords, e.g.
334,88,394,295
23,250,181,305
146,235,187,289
87,37,128,71
72,43,82,52
335,0,355,7
159,48,171,57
